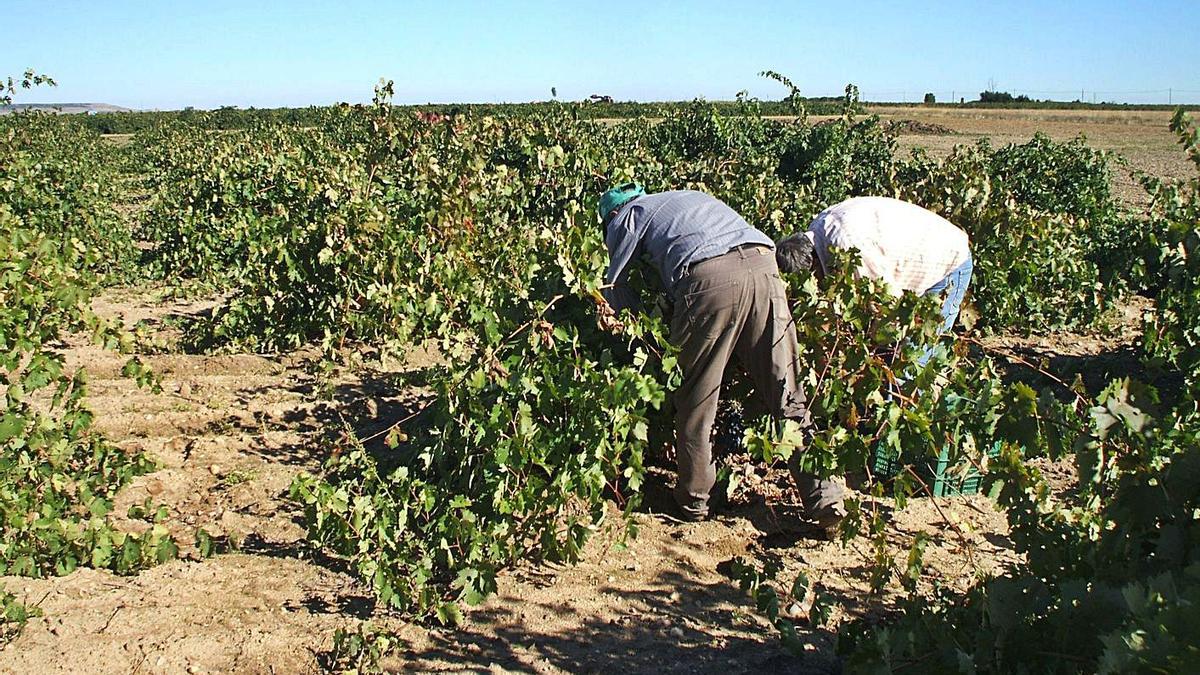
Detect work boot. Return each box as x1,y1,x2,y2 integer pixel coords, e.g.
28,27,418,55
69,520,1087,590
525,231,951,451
790,470,848,538
813,505,847,541
672,498,709,523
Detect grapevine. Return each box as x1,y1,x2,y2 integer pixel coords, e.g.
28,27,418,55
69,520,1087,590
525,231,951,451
3,74,1198,673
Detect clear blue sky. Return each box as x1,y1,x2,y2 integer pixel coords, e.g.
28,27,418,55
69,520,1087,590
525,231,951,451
4,0,1199,109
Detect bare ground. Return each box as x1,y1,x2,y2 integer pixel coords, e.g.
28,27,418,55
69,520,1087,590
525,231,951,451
1,287,1028,675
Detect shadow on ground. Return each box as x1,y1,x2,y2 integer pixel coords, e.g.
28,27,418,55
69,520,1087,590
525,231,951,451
388,567,842,674
201,364,437,468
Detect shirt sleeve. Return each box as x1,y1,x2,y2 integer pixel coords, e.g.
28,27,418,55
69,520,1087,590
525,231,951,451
602,208,643,313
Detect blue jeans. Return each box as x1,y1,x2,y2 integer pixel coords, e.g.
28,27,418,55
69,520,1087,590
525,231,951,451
917,256,973,367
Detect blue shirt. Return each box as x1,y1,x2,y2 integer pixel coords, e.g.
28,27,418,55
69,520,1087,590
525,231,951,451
603,190,773,307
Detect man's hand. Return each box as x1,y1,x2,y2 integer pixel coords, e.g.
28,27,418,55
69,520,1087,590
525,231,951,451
596,298,625,334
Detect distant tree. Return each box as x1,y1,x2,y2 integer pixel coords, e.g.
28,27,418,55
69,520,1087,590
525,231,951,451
923,92,936,104
979,90,1033,104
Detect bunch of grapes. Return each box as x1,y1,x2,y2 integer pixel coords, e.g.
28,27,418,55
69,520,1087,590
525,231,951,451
713,399,747,458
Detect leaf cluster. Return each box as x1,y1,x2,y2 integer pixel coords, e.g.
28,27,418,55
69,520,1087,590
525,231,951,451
0,116,176,590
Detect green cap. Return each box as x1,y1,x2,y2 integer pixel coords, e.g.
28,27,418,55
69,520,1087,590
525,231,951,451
598,182,645,226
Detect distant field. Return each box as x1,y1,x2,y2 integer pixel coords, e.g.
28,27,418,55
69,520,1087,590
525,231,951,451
860,106,1190,203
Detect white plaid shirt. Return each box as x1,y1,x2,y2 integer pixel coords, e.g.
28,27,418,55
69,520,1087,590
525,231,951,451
808,197,971,295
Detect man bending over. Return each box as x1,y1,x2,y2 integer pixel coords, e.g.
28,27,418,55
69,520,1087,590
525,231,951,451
777,196,973,346
599,183,843,533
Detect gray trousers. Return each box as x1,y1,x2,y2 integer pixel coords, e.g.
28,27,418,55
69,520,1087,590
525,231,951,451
670,245,844,523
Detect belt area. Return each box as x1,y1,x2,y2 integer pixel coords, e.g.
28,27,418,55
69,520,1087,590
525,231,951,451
688,243,772,271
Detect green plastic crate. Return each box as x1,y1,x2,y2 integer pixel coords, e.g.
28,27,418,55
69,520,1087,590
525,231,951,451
871,440,1003,497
